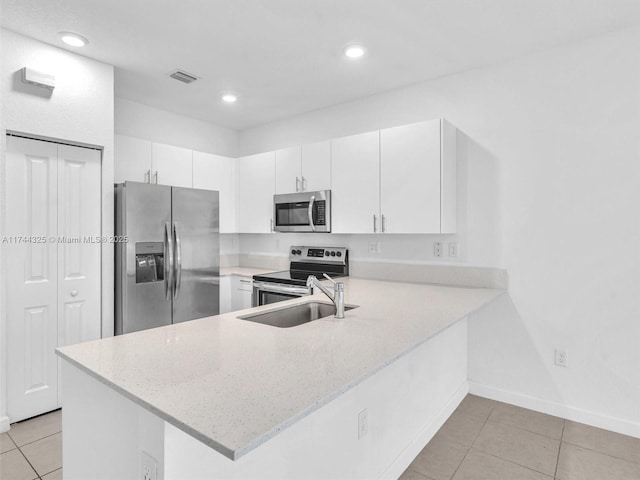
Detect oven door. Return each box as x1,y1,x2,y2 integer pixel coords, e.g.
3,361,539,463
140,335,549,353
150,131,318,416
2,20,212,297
273,190,331,232
252,281,311,307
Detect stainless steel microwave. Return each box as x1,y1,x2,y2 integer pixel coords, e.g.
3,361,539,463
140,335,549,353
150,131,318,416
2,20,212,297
273,190,331,233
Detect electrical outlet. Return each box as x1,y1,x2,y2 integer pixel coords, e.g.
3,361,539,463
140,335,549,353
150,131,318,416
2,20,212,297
358,408,368,439
555,349,569,367
141,451,157,480
448,242,458,257
368,242,380,254
433,242,442,258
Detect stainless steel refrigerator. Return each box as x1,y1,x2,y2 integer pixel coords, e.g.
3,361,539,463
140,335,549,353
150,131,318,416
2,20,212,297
115,181,219,334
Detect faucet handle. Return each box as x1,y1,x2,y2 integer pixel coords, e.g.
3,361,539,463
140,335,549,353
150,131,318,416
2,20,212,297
323,273,336,284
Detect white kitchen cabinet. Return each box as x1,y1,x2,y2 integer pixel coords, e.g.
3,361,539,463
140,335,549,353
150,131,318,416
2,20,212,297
380,119,456,233
151,142,193,188
331,120,456,234
233,276,253,310
219,275,253,313
237,152,276,233
219,276,232,314
114,136,193,188
275,141,331,194
301,140,331,192
114,134,152,184
275,146,302,194
331,131,380,233
193,151,236,233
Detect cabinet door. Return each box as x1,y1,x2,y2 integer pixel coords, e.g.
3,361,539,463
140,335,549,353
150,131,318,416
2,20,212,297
114,135,152,184
380,120,441,233
151,143,193,188
193,151,236,233
275,146,301,194
301,140,331,192
219,276,232,314
237,152,276,233
331,131,380,233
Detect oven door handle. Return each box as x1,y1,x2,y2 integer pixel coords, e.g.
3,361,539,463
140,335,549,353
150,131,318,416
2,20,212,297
308,195,316,232
253,281,310,296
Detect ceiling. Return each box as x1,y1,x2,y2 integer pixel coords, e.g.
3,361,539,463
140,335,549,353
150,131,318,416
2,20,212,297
2,0,640,130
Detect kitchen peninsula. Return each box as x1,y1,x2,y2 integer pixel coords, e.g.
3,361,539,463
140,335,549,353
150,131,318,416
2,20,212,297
56,276,503,480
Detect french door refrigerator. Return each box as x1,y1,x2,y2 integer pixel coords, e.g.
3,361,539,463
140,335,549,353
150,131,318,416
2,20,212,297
115,181,219,334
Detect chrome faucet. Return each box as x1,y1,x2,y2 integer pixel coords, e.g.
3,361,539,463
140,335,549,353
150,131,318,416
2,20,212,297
306,274,345,319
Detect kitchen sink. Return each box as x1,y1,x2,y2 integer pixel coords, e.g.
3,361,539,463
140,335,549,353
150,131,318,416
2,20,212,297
238,302,357,328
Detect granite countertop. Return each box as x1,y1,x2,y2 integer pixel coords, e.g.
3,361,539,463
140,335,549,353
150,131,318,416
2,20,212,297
56,277,504,460
219,266,275,277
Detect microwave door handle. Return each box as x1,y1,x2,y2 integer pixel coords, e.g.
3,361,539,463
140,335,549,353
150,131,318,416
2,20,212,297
308,195,316,232
164,222,174,299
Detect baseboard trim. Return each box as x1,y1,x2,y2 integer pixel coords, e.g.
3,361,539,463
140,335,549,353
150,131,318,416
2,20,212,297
468,382,640,439
380,380,468,480
0,416,9,433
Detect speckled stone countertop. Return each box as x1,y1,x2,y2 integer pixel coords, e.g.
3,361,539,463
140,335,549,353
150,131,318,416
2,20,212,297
219,266,274,277
56,277,503,460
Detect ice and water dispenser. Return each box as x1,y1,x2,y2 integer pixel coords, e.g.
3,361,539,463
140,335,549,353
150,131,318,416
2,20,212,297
135,242,165,283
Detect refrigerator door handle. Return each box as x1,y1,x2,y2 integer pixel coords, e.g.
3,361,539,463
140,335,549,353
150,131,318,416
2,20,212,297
164,222,174,299
173,222,182,299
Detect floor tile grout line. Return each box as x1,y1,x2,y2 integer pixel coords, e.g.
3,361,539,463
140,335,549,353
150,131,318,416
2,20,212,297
448,403,496,479
13,442,41,480
471,448,556,478
553,420,565,479
559,439,640,467
485,416,564,441
10,430,63,449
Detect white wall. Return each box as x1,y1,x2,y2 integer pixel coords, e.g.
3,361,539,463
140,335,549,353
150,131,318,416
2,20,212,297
115,97,239,158
0,28,115,430
239,27,640,436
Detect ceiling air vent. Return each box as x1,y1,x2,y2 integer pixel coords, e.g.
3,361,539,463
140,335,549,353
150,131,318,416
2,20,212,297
169,70,199,84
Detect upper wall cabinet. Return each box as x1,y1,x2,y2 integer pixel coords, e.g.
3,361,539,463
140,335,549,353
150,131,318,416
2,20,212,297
151,143,193,188
275,146,301,194
114,134,152,184
331,119,457,234
237,152,276,233
274,141,331,194
380,119,456,234
114,135,193,188
331,131,380,233
192,151,236,233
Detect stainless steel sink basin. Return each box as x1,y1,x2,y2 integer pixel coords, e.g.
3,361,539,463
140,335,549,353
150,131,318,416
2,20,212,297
238,302,357,328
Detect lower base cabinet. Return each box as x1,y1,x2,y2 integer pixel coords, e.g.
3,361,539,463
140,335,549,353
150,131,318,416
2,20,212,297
220,276,253,314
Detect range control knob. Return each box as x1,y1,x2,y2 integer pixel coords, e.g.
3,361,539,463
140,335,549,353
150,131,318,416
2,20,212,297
330,251,336,257
336,251,342,257
325,251,330,256
296,249,302,255
291,249,296,255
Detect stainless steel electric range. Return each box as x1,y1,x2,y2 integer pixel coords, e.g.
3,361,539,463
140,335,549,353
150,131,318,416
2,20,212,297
252,246,349,307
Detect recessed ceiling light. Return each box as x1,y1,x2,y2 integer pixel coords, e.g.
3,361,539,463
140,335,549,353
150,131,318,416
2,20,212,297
344,44,366,59
59,32,88,47
221,93,238,104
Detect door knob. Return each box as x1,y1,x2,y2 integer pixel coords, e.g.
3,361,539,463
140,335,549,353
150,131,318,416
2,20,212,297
70,289,79,297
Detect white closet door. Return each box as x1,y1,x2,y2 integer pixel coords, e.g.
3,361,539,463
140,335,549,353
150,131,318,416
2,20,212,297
6,136,60,421
6,137,102,422
57,144,102,347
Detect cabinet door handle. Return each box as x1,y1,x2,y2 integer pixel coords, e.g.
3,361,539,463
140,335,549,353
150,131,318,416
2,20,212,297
153,171,158,184
295,177,300,192
270,218,274,232
373,214,377,233
302,176,307,191
145,169,151,183
381,214,386,233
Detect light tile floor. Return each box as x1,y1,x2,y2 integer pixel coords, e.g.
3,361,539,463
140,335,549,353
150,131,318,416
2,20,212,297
0,409,61,480
400,395,640,480
1,397,639,480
